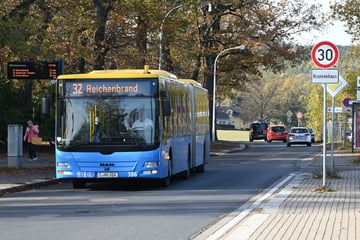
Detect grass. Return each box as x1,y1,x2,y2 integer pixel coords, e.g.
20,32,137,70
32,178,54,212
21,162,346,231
312,183,334,193
313,167,342,179
217,130,249,142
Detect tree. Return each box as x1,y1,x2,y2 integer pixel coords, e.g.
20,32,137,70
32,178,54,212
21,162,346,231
331,0,360,42
239,72,308,126
93,0,113,70
0,0,327,143
190,0,323,140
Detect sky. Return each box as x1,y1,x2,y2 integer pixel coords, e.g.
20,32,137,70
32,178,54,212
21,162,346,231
293,0,353,46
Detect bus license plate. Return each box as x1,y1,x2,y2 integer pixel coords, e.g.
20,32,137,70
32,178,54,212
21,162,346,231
97,172,118,178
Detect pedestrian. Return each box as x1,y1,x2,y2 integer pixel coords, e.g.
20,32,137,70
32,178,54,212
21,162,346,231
23,120,39,161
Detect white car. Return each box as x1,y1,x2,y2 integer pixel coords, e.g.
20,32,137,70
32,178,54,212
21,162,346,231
287,127,312,147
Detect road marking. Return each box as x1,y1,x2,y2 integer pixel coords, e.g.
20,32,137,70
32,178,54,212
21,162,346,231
203,173,298,240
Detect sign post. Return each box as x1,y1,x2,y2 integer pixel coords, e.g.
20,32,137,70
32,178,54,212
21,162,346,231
325,75,348,172
357,76,360,101
311,41,339,188
296,112,303,127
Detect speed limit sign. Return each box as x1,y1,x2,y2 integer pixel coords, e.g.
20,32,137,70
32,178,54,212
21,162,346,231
311,41,339,68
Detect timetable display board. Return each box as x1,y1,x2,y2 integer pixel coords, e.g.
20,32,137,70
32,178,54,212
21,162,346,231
7,60,62,79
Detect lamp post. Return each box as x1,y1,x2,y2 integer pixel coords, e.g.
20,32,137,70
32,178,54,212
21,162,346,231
159,5,183,70
212,45,245,142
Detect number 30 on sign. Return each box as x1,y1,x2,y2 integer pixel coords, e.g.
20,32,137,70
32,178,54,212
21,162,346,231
311,41,339,68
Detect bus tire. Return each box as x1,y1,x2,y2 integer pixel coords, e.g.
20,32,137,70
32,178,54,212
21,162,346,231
159,160,172,187
195,164,205,173
195,144,206,173
72,179,86,189
180,148,191,180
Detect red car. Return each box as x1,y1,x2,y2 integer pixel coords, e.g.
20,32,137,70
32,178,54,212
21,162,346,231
267,125,287,143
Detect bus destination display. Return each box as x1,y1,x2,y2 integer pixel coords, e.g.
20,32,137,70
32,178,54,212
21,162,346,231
65,79,155,97
7,61,61,79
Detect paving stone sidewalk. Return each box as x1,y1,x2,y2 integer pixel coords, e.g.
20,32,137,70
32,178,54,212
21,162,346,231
216,152,360,240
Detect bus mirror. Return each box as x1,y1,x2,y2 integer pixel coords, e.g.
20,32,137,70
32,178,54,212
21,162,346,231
58,80,64,98
162,99,171,116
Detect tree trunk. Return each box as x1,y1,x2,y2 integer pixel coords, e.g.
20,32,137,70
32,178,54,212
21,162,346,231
93,0,110,70
190,52,201,81
135,17,148,68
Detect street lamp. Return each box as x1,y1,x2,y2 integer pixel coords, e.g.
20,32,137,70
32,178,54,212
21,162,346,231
159,5,183,70
212,45,246,142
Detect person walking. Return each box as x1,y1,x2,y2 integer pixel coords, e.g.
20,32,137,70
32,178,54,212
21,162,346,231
23,120,39,161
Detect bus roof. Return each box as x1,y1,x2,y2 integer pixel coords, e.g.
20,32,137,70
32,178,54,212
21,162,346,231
57,69,178,80
179,79,203,87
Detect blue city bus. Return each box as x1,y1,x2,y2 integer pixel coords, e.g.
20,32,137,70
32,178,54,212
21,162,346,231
55,66,210,188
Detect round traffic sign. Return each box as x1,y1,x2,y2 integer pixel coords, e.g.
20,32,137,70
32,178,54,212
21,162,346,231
343,97,352,107
311,41,339,68
296,112,303,119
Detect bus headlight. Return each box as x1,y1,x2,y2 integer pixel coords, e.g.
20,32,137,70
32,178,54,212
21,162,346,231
143,170,158,175
57,162,70,168
144,161,159,168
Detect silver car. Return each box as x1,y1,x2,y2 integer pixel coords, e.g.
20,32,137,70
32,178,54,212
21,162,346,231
287,127,312,147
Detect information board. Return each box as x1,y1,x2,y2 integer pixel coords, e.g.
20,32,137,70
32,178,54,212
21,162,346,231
7,60,62,79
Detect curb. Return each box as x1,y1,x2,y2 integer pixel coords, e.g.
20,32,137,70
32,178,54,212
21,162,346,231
210,144,247,156
0,178,61,196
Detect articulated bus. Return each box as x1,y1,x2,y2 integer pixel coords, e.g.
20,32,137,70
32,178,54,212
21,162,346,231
55,66,210,188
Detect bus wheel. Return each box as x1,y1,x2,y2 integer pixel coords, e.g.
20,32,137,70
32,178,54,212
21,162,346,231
195,164,205,173
72,180,86,189
195,145,206,173
159,160,172,187
180,149,191,180
159,176,170,187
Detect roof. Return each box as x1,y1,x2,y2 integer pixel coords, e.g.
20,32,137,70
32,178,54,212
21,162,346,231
57,69,178,80
178,79,203,87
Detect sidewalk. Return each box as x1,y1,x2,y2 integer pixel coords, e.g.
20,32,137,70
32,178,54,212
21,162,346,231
0,147,56,196
195,150,360,240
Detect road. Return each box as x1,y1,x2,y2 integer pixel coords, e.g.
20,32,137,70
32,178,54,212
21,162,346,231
0,141,320,240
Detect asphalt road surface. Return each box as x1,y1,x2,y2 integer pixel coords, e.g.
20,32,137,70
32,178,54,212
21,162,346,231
0,141,320,240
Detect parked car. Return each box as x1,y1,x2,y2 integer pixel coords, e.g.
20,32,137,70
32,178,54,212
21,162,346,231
307,128,315,143
287,127,312,147
345,130,352,141
249,122,268,142
267,125,287,143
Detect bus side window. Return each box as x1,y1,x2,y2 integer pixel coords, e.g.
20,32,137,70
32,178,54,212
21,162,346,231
162,99,171,116
161,90,171,116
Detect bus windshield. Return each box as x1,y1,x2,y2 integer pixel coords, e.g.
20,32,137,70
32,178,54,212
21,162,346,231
56,96,158,149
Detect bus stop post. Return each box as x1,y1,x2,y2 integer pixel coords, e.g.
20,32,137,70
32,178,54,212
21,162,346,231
7,124,23,168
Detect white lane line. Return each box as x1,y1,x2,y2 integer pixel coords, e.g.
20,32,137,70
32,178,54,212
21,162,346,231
222,173,306,240
204,173,297,240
